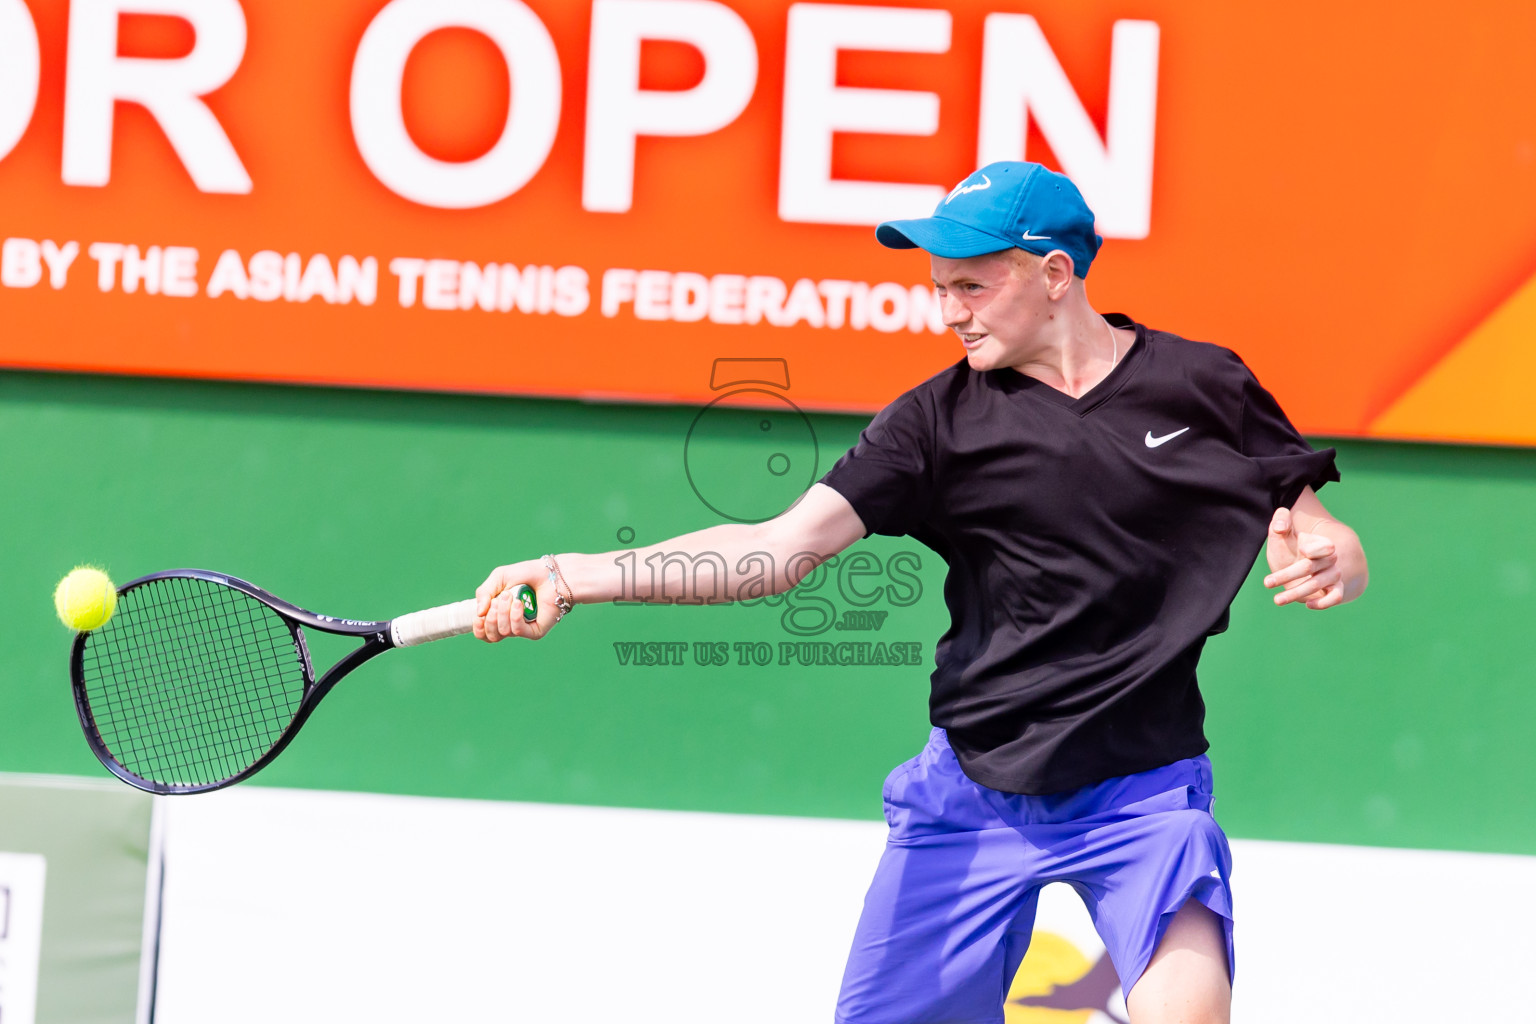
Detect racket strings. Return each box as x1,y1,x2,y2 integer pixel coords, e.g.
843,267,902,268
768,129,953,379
78,577,310,789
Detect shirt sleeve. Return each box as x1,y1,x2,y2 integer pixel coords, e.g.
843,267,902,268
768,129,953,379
1237,359,1340,509
817,389,935,539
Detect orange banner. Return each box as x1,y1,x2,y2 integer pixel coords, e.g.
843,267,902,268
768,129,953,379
2,0,1535,441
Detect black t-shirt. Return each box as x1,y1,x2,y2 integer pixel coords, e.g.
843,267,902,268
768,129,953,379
818,316,1338,795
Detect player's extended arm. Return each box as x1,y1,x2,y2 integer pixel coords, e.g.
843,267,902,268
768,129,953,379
1262,486,1368,610
474,483,869,641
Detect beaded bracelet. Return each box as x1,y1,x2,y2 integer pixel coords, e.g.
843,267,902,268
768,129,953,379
541,554,575,619
547,554,575,607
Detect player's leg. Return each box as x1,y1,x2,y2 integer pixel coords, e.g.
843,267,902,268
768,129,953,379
836,843,1042,1023
1042,755,1235,1016
836,729,1045,1024
1124,899,1231,1024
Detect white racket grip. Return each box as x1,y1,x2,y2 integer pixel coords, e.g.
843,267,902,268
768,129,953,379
390,599,478,647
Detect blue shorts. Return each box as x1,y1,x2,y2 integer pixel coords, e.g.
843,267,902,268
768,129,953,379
836,728,1235,1024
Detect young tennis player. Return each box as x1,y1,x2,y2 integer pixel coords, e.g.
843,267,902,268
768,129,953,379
474,161,1368,1024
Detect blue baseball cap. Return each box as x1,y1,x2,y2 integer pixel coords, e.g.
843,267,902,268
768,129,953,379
876,162,1103,278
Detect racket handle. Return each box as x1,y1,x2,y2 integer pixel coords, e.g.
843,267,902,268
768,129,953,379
389,586,537,647
391,599,477,647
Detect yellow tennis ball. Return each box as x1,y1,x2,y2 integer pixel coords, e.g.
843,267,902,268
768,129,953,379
54,567,118,632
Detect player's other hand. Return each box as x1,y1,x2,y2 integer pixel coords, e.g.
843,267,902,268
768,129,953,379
1262,507,1342,610
474,560,559,642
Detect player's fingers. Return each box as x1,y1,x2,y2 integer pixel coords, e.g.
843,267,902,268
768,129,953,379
1304,550,1337,577
475,568,501,605
482,599,505,642
507,593,534,640
1305,584,1345,610
1264,510,1302,577
1275,567,1341,606
484,591,505,639
1264,557,1316,589
474,590,496,640
1304,574,1346,609
476,565,512,616
497,592,522,641
1306,567,1342,595
1298,534,1335,560
1272,577,1311,605
1273,571,1324,604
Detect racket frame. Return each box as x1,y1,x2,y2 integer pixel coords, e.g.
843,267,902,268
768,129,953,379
72,568,424,796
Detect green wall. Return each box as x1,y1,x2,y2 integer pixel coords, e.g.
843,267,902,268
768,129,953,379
3,370,1534,855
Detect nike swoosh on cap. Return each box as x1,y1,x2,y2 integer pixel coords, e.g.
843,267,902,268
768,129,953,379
1144,427,1190,448
1019,231,1052,242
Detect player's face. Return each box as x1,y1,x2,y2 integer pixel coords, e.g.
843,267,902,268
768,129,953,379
930,251,1052,372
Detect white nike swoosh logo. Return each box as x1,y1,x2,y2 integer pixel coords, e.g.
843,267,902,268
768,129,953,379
1019,231,1052,242
944,174,991,204
1144,427,1190,448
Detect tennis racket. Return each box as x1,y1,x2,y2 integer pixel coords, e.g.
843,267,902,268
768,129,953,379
70,568,536,795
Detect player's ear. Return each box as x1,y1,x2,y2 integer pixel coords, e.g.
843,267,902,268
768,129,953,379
1041,250,1076,298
